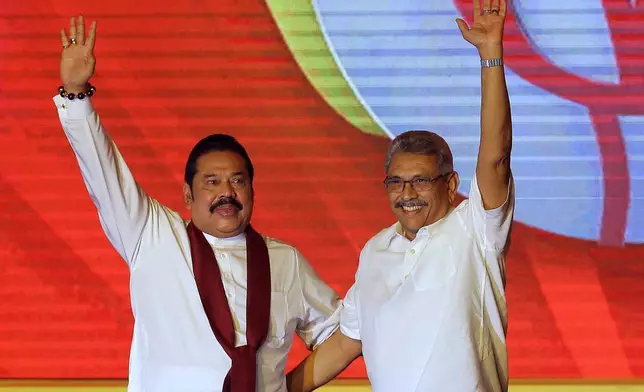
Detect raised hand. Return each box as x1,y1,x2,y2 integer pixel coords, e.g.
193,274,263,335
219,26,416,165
60,16,97,93
456,0,506,58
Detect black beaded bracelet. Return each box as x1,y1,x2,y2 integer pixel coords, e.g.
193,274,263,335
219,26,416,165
58,83,96,100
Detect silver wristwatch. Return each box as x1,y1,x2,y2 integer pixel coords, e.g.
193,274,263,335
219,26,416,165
480,58,503,68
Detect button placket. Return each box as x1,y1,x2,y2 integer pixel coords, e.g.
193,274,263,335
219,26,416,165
403,234,432,281
214,246,235,301
220,252,234,281
402,246,418,282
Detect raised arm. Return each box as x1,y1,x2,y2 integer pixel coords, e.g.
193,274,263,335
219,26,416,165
56,16,149,267
457,0,512,209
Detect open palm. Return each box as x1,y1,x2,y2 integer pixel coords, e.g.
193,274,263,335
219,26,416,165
456,0,506,53
60,16,97,93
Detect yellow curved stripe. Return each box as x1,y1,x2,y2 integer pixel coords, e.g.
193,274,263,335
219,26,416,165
2,379,644,391
265,0,388,138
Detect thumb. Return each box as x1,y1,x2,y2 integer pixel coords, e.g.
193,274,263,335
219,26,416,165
455,18,469,36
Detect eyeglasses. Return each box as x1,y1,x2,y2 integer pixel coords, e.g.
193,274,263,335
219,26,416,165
383,172,452,193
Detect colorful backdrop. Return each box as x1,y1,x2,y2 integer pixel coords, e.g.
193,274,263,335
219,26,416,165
0,0,643,382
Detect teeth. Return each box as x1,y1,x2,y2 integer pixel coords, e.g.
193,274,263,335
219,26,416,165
402,205,423,212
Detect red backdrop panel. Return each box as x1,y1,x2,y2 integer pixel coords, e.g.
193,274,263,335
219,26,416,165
0,0,643,379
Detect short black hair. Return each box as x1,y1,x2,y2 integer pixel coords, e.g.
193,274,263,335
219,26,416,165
184,134,254,188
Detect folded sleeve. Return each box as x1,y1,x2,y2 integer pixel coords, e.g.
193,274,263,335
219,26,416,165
467,171,515,252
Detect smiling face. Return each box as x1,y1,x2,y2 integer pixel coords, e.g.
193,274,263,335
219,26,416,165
386,152,459,239
383,131,460,240
183,150,254,238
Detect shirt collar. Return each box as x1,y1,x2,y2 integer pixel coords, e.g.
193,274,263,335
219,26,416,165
203,231,246,248
376,207,455,251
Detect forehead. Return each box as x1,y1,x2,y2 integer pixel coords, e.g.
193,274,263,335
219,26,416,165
195,150,248,175
388,152,439,176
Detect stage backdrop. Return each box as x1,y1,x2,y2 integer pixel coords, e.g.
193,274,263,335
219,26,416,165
1,0,643,380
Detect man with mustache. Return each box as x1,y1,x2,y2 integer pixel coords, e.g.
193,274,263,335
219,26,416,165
54,16,341,392
287,0,514,391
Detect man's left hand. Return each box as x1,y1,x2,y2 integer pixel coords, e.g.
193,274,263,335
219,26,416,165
456,0,507,59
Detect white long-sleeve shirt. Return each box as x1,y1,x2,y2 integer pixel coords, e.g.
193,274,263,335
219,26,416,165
53,95,342,392
341,173,514,392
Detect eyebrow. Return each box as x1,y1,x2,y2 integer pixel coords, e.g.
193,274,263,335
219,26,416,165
203,171,246,178
387,174,428,180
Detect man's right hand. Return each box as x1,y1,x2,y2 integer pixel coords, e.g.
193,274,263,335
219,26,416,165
60,16,97,94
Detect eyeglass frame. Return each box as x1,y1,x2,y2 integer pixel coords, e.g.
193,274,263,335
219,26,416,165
383,172,453,193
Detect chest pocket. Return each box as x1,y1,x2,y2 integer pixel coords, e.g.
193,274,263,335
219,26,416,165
410,235,457,291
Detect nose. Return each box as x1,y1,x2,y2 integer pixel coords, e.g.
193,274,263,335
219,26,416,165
218,180,236,199
401,181,418,200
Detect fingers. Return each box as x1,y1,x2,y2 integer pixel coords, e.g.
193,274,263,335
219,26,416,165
69,17,77,44
499,0,507,16
77,15,85,45
473,0,480,18
483,0,492,11
60,28,69,49
62,16,96,48
86,21,97,51
456,18,470,36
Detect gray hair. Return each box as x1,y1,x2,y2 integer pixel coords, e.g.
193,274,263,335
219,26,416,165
384,130,454,174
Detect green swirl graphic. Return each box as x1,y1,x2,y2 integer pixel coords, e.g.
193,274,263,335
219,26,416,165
265,0,388,137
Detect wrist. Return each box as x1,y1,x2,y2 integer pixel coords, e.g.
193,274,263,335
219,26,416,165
478,44,503,60
63,83,90,94
58,83,96,100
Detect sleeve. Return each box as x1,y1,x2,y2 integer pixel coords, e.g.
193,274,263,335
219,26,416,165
54,95,150,268
467,171,515,252
339,281,360,340
466,172,515,292
294,250,342,350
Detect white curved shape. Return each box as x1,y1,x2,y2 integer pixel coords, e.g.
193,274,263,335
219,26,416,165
620,115,644,244
312,0,642,242
513,0,621,84
311,0,395,139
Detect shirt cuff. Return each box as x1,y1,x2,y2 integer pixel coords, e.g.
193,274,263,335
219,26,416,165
311,324,340,351
53,95,95,120
309,303,343,350
340,323,360,341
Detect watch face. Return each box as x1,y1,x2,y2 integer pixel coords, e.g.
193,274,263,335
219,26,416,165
273,0,644,245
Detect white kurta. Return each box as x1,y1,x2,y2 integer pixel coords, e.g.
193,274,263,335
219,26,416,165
341,173,514,392
53,95,342,392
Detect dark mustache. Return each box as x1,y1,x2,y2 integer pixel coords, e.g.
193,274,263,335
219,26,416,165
209,197,243,213
395,200,428,209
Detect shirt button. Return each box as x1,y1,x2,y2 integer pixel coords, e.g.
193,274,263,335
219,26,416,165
226,291,233,299
220,253,228,259
409,249,415,254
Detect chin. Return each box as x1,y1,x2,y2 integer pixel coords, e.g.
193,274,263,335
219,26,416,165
215,223,243,233
396,212,428,228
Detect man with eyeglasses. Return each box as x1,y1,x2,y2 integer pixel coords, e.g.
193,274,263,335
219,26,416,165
285,0,514,391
